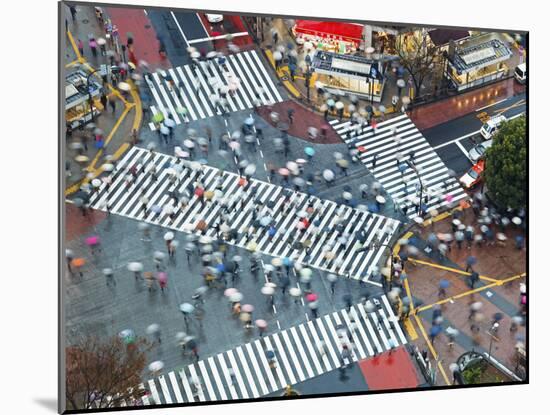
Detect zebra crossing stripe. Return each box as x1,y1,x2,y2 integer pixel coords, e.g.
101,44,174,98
253,339,279,391
216,353,239,400
85,147,400,282
244,343,270,395
146,50,283,130
207,356,228,400
158,375,173,404
168,371,184,403
143,296,407,404
178,368,196,402
147,379,161,405
330,114,468,218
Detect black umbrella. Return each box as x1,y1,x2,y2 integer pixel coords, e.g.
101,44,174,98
225,261,236,272
267,200,277,208
493,312,504,322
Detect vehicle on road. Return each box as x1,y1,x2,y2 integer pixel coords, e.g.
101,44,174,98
206,14,223,23
459,158,485,189
480,115,507,140
468,139,493,163
514,63,527,84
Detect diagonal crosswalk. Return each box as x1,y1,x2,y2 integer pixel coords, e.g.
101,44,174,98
139,295,406,405
330,114,468,219
84,146,400,282
145,50,284,130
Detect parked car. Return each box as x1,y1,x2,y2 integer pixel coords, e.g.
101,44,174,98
460,159,485,189
480,115,507,140
206,14,223,23
468,139,493,163
514,63,527,84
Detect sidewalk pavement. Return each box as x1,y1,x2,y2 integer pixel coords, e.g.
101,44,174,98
397,208,526,386
409,78,526,131
64,4,143,195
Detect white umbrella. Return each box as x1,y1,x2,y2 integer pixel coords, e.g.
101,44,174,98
289,287,302,297
91,178,102,188
244,164,256,176
148,361,164,372
273,51,283,61
335,101,344,110
101,163,114,172
261,286,275,296
164,231,175,241
146,323,160,335
230,292,244,302
323,169,334,181
127,262,143,272
512,217,522,225
164,118,176,128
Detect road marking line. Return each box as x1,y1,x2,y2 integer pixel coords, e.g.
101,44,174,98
455,140,471,160
413,315,451,385
408,258,497,282
476,98,508,112
187,32,250,44
170,11,189,46
433,131,478,150
403,318,418,340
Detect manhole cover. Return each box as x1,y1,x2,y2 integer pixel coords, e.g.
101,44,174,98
82,19,89,24
145,24,151,29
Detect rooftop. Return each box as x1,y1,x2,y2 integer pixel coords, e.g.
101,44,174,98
449,37,512,74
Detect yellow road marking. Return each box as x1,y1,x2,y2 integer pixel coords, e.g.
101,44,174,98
87,105,131,171
416,272,526,312
403,318,418,340
413,315,451,385
65,59,81,68
493,99,526,116
408,258,498,283
264,50,302,99
66,30,82,60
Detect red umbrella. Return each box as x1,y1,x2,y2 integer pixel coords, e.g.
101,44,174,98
306,293,318,302
301,218,310,228
238,177,247,187
358,146,367,153
195,187,204,197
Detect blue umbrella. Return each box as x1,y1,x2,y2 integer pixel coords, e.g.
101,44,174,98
367,202,379,213
305,147,315,156
398,163,408,173
151,205,162,214
429,325,442,338
198,159,208,165
399,252,409,262
439,279,450,289
466,256,477,266
313,219,321,227
266,350,275,359
283,257,293,267
349,199,358,208
268,226,277,237
216,263,225,273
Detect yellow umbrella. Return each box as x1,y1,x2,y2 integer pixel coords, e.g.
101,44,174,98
246,241,258,251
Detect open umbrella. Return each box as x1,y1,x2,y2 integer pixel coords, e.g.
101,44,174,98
322,169,334,181
261,286,275,296
148,361,164,373
439,279,450,289
180,303,195,314
224,287,238,297
242,304,254,313
230,292,244,302
164,231,175,241
127,262,143,272
85,235,100,246
305,147,315,157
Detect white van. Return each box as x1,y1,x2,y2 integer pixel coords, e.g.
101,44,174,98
480,115,507,140
468,139,493,162
514,63,527,84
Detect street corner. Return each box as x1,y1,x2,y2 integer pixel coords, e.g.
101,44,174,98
256,101,343,144
359,346,421,390
65,202,108,242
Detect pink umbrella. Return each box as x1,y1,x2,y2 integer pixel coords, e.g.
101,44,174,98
306,293,318,302
224,288,238,297
255,319,267,329
229,141,241,150
445,194,454,203
85,235,100,246
157,272,168,283
242,304,254,313
296,221,306,230
278,168,290,176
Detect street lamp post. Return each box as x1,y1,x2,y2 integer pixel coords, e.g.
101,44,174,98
85,68,100,122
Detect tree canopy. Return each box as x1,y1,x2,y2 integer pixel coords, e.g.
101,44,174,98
65,334,150,410
484,116,527,209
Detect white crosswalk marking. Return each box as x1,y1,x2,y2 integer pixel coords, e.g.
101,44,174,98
330,114,468,219
146,50,283,130
144,295,406,404
86,146,400,282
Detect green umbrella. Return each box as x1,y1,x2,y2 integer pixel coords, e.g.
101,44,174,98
153,112,164,123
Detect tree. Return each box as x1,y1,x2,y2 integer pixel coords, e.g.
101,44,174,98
65,334,150,410
397,29,440,100
484,116,527,209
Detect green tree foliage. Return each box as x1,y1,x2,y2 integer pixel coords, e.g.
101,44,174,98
484,116,527,209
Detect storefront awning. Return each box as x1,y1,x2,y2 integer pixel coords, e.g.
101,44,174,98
294,20,363,44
